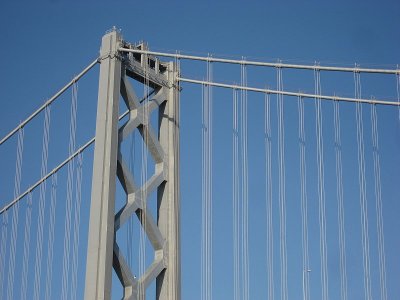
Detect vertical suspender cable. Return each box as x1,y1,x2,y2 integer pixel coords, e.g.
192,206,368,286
333,100,348,300
277,65,288,300
233,88,240,300
0,206,8,299
201,82,205,300
139,55,146,300
202,80,206,300
201,56,213,300
6,127,24,300
33,104,52,300
206,58,210,300
354,70,372,300
397,70,400,122
208,57,213,300
139,53,150,300
127,132,135,270
71,152,83,300
314,68,329,300
144,52,150,297
173,53,181,298
298,96,310,300
265,92,274,300
371,105,387,300
241,59,249,300
178,55,182,299
20,192,33,300
44,173,58,300
61,81,78,300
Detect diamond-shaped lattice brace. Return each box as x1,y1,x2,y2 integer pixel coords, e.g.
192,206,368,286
113,74,168,299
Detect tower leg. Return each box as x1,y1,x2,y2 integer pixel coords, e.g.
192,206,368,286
156,62,181,300
84,30,121,300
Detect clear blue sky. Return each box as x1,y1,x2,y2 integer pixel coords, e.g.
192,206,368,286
1,0,400,135
0,1,399,299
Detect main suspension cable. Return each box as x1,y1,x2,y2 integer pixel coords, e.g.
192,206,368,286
119,47,399,74
0,59,99,147
178,77,399,106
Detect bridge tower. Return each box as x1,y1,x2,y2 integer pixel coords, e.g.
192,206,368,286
84,29,180,300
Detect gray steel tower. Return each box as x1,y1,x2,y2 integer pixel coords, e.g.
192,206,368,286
84,29,180,300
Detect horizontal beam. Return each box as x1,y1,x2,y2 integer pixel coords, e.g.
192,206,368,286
119,48,400,75
0,58,100,146
178,77,400,106
124,57,170,88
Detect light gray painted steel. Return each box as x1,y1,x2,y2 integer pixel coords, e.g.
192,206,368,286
85,35,180,299
115,43,181,299
119,47,400,75
178,77,400,106
156,61,180,300
84,30,122,300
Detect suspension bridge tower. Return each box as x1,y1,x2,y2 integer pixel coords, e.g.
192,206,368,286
84,29,181,300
